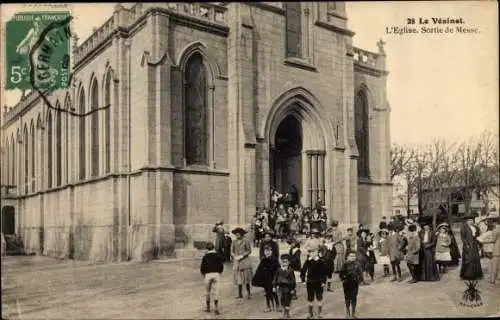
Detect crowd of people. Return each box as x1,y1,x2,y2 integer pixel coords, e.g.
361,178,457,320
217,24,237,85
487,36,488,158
202,206,500,318
251,191,330,245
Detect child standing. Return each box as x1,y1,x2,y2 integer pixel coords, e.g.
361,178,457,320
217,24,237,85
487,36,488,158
377,229,390,277
387,226,404,282
273,254,297,319
200,243,224,315
301,250,327,319
405,224,421,283
287,238,302,299
323,235,337,291
365,233,377,282
435,223,452,273
339,251,363,319
252,245,281,312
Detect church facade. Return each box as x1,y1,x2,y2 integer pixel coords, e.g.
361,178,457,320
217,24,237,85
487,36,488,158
1,2,392,261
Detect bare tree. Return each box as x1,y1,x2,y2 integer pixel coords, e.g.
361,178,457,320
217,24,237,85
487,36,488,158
454,130,499,216
391,143,415,180
468,131,499,214
391,144,418,215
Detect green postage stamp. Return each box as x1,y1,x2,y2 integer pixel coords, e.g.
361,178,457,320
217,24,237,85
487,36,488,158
5,11,72,92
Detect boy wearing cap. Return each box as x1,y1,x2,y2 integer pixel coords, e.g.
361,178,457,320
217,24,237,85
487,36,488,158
340,251,363,319
301,250,327,319
273,254,297,319
200,242,224,315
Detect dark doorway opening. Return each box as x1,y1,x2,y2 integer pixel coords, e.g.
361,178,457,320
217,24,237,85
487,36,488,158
270,114,302,206
2,206,15,235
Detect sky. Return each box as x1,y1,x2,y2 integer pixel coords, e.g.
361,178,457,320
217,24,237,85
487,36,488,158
2,2,498,146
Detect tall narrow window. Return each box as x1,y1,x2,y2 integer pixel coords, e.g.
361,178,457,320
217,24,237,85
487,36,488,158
91,79,99,177
285,3,302,58
30,122,35,191
355,90,370,178
4,140,9,185
47,112,53,188
65,97,70,183
24,126,29,193
10,136,15,185
184,53,208,166
79,90,86,180
56,111,62,186
104,72,111,173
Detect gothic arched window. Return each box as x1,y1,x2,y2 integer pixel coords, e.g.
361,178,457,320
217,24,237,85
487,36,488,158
4,139,9,186
184,53,208,166
285,2,302,58
10,135,15,185
64,97,71,183
24,126,29,193
30,121,35,191
91,79,99,177
355,90,370,178
78,89,86,180
56,110,62,186
47,112,53,188
104,71,111,173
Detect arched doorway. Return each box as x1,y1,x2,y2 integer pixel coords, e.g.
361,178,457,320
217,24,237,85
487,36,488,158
270,115,302,206
1,206,15,235
265,91,329,209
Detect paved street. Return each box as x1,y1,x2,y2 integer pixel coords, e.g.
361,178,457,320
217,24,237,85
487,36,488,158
2,241,500,319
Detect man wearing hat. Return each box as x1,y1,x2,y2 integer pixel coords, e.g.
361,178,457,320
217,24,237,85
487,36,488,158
212,220,226,261
231,227,254,299
304,228,322,258
459,213,483,281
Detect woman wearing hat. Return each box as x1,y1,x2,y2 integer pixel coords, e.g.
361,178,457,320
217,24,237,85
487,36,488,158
259,231,279,261
330,220,346,277
435,223,452,274
418,221,440,282
459,214,483,281
231,227,254,299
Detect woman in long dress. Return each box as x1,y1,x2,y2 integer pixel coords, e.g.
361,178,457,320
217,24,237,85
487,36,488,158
330,220,345,275
231,227,254,299
418,222,440,281
459,215,483,281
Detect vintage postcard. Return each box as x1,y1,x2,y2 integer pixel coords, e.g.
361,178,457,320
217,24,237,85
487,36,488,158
1,1,498,319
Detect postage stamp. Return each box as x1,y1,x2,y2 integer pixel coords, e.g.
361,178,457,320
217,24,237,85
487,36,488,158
4,11,72,92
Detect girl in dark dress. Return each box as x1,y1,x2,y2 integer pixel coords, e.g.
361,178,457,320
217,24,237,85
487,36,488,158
252,245,281,312
323,235,337,292
365,232,377,282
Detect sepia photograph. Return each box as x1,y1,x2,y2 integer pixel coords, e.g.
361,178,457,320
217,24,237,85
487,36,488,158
1,1,499,319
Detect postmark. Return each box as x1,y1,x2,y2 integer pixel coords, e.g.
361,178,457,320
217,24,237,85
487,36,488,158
5,11,72,92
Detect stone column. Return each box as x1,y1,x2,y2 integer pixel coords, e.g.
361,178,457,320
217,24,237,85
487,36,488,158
255,139,269,209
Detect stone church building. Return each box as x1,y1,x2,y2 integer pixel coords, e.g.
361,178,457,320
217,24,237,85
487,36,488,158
1,2,391,261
